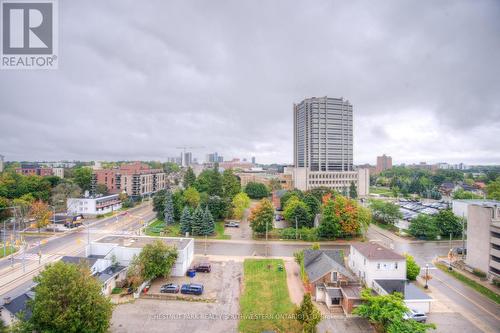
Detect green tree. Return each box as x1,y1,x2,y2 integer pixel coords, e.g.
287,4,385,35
268,178,283,191
206,195,228,220
405,254,421,281
232,192,251,219
29,261,113,333
283,196,312,228
163,162,181,174
409,214,439,240
95,183,108,196
73,167,93,192
51,182,82,211
222,169,241,199
318,199,341,239
172,190,185,221
387,318,436,333
249,198,274,234
183,186,200,208
194,170,212,193
201,206,215,235
370,199,403,225
191,206,204,236
434,209,463,237
163,189,174,225
183,167,196,188
295,293,321,333
349,181,357,199
244,182,269,199
208,164,223,197
180,206,193,235
353,289,408,328
303,193,321,216
452,188,482,200
135,240,178,280
280,190,304,208
153,190,167,220
486,177,500,200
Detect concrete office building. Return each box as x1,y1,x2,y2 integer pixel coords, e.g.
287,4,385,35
67,194,122,217
376,154,392,174
290,97,368,196
0,154,4,173
181,152,193,167
454,200,500,281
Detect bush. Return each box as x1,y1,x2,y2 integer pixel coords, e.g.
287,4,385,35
277,227,319,241
472,269,487,278
405,254,420,281
244,182,270,199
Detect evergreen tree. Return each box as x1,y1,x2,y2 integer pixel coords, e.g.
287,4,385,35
208,164,223,196
295,294,321,333
349,181,357,199
202,206,215,235
183,167,196,188
180,206,193,235
191,206,204,236
163,189,174,225
222,169,241,199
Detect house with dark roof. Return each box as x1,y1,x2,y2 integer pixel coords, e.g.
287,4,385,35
0,292,33,326
303,249,362,314
61,255,127,296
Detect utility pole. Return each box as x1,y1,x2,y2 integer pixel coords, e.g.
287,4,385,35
265,217,269,257
295,216,298,240
448,233,453,271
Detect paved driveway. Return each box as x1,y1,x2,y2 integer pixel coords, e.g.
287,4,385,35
317,317,375,333
427,313,484,333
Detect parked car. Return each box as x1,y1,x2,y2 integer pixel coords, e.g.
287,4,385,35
454,247,467,255
193,263,211,273
160,283,179,293
275,214,283,221
403,309,427,323
143,284,151,293
224,221,239,228
180,283,204,295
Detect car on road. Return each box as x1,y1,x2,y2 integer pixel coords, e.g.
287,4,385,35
180,283,204,295
160,283,180,293
403,309,427,323
224,221,239,228
193,263,211,272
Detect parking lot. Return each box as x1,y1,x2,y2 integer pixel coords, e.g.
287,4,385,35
111,260,242,333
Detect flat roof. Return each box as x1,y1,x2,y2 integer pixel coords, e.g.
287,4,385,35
94,235,192,250
340,285,362,299
374,279,432,301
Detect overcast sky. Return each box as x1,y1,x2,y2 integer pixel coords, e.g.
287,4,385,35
1,0,499,165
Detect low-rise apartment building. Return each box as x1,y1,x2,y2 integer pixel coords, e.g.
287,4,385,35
67,194,122,217
15,164,53,176
91,162,167,197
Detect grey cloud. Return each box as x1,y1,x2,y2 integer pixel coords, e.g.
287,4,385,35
0,0,499,164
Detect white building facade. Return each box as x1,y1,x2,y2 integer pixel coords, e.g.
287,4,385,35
348,243,406,288
67,194,122,216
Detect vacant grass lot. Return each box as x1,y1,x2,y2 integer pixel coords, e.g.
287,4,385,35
239,259,302,333
145,219,230,239
369,186,393,196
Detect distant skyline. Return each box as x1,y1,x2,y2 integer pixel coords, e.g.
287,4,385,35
1,1,499,165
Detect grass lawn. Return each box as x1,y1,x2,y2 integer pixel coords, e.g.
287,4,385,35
373,221,399,233
436,263,500,304
239,259,302,333
145,219,230,239
369,186,393,196
0,246,17,259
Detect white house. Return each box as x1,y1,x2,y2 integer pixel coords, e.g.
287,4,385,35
67,194,122,217
348,243,433,313
349,243,406,287
61,255,128,296
86,235,195,277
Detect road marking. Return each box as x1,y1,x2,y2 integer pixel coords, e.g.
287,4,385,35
432,272,500,321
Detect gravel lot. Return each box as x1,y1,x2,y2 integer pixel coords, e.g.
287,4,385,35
111,260,242,333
